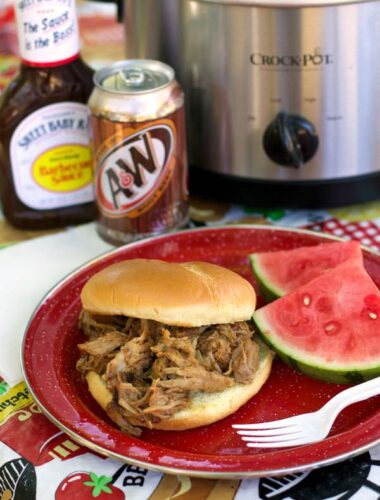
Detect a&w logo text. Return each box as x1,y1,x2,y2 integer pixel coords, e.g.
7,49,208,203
96,122,175,217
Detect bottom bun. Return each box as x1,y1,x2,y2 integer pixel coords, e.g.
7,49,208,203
86,345,274,432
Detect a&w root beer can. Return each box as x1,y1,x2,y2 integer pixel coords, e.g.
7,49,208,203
89,60,189,244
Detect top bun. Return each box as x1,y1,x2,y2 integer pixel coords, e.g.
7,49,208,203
81,259,256,327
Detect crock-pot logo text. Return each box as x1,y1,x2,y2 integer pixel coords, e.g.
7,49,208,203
250,51,333,68
96,124,175,217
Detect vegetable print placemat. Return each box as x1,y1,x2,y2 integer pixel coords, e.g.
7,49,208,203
0,377,379,499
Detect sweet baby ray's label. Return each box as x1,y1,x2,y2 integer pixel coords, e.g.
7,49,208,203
10,102,94,210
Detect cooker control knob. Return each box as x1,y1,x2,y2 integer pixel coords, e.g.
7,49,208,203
263,112,319,168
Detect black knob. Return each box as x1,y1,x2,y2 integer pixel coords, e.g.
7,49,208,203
263,112,319,168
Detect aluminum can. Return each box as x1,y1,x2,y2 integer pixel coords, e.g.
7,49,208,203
88,60,189,245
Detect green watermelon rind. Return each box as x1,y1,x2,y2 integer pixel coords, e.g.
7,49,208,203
253,309,380,385
249,254,285,302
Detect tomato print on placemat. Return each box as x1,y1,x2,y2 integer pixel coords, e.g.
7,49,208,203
55,471,124,499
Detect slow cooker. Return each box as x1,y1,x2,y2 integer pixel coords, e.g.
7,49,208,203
121,0,380,208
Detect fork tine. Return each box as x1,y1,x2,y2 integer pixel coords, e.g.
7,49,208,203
236,427,303,437
232,417,303,430
245,437,312,448
240,432,306,443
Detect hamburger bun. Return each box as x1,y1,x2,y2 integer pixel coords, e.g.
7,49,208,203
81,259,256,327
86,342,273,431
79,258,273,434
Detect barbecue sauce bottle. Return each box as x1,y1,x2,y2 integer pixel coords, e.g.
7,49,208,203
0,0,96,229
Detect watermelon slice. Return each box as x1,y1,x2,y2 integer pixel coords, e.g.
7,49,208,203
250,240,363,302
253,259,380,384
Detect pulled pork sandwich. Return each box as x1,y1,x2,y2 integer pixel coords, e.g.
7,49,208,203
77,258,273,436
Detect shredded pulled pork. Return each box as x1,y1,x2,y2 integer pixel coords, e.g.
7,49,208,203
77,311,261,436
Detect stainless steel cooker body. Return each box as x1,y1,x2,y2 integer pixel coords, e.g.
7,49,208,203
124,0,380,205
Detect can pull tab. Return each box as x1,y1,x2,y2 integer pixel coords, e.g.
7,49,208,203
121,69,146,86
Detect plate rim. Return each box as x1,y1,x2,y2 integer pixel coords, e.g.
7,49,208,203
21,224,380,478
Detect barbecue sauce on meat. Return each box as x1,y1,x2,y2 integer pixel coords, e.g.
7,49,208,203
77,311,261,436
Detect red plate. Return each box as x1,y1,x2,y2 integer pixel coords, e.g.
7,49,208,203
22,226,380,478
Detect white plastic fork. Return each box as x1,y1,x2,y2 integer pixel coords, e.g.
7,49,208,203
233,376,380,448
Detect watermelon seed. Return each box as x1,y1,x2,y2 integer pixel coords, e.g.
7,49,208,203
323,321,341,335
369,312,378,319
303,295,311,306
